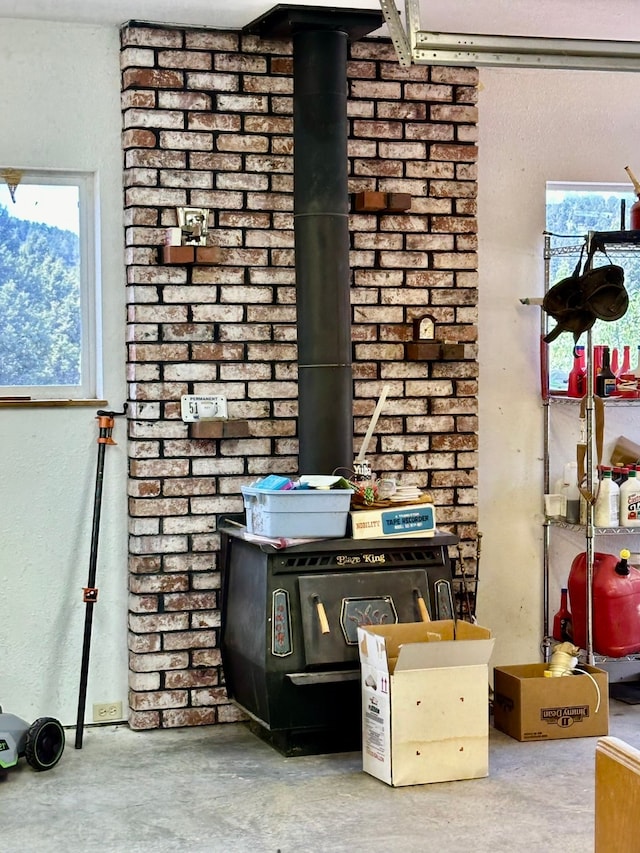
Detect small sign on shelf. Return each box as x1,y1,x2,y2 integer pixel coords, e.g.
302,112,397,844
180,395,228,423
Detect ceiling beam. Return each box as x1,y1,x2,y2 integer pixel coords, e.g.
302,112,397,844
380,0,640,71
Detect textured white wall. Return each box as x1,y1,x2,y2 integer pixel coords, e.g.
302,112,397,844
477,66,640,668
0,20,127,726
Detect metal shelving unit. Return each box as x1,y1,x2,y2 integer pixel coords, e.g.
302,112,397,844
542,229,640,664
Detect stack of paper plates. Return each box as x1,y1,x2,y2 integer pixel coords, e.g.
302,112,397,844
389,486,422,502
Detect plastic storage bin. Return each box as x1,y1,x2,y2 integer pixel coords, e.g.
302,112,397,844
241,486,353,538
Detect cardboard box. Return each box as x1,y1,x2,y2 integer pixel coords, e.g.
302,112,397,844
493,663,609,742
350,502,436,539
358,620,494,787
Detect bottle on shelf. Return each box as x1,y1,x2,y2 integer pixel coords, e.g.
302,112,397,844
594,344,605,371
625,165,640,229
552,588,572,642
560,462,580,524
592,345,605,393
613,466,629,487
566,345,586,398
630,345,640,395
611,347,620,376
620,468,640,527
615,344,635,395
596,346,617,397
618,344,631,377
594,466,620,527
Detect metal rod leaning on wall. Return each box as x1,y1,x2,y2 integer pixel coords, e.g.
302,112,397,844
542,232,552,659
585,231,596,666
75,404,128,750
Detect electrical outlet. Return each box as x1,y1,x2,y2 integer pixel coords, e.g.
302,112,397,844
92,701,123,722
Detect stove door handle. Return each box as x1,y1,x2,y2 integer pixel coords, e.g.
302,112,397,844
414,589,431,622
313,595,331,634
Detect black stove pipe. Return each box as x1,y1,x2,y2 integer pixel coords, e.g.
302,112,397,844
293,27,353,475
244,6,384,475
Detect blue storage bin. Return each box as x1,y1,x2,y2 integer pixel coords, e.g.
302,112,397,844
241,486,353,538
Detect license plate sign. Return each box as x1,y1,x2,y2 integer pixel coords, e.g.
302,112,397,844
180,394,228,422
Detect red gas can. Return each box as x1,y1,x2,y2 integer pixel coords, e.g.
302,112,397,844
568,550,640,657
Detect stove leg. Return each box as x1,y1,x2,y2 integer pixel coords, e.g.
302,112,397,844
247,720,361,758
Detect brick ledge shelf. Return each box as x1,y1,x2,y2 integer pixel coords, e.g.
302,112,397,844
161,246,223,265
190,419,250,439
405,342,470,361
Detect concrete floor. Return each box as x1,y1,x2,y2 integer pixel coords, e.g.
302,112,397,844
3,702,639,853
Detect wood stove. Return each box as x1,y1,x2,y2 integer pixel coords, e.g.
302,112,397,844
220,524,457,755
222,6,458,756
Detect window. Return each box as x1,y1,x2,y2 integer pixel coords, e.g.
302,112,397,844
546,182,639,393
0,170,99,399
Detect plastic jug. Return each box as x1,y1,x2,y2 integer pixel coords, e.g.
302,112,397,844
568,550,640,657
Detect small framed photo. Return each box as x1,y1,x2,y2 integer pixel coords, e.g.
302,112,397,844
177,206,210,245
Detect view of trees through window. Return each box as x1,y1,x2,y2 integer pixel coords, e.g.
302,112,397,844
0,181,83,392
546,184,640,392
2,180,636,395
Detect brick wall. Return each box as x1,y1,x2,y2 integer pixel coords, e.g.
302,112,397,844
121,22,478,729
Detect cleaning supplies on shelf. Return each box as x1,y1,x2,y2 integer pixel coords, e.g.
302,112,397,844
558,342,640,398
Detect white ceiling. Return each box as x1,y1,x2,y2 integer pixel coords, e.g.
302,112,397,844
0,0,638,41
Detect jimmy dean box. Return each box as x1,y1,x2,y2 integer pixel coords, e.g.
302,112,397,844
493,663,609,742
358,620,494,787
350,502,436,539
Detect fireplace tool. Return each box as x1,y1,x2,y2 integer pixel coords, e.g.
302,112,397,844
75,404,127,749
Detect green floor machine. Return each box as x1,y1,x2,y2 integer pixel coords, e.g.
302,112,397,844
0,707,65,772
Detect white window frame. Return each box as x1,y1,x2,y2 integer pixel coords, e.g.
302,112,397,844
547,180,635,212
0,169,101,400
546,181,637,394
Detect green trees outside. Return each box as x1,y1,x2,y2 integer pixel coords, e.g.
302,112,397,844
1,190,638,390
0,204,81,386
546,191,640,391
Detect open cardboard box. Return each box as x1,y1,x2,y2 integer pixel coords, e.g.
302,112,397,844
493,663,609,742
358,620,494,787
